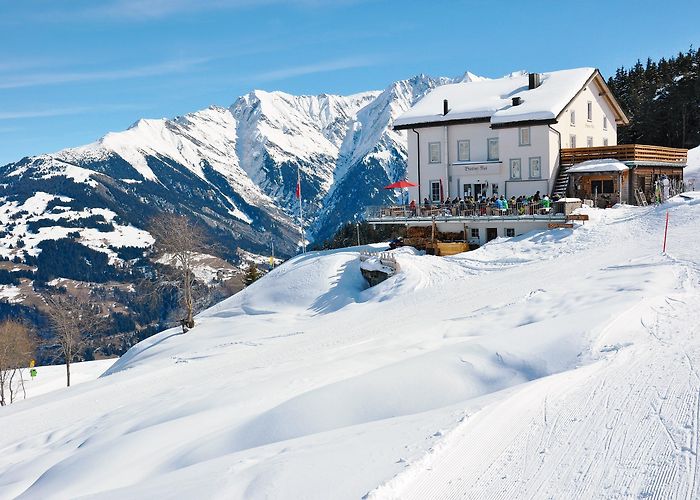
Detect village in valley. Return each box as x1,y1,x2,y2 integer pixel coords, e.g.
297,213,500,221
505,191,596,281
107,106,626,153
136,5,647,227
1,2,700,499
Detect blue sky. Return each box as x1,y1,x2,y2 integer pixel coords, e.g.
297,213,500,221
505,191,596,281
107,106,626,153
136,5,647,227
1,0,698,165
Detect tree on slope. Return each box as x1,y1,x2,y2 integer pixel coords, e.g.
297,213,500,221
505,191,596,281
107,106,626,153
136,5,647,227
0,320,34,405
44,294,103,387
243,263,261,286
149,213,210,333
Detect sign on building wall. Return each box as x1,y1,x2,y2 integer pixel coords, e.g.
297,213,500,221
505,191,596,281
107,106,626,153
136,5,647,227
461,163,501,175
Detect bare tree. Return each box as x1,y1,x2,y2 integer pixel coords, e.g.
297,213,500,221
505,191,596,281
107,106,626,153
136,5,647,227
148,213,209,333
44,294,104,387
0,320,34,406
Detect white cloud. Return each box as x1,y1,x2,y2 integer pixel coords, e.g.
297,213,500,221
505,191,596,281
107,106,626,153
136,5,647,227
0,58,212,90
0,105,142,120
32,0,371,21
248,56,380,82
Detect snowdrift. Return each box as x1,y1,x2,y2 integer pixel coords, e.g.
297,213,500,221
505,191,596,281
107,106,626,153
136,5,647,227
2,197,700,499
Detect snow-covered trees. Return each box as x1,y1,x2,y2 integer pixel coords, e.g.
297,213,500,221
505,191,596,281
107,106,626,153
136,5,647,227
0,320,34,405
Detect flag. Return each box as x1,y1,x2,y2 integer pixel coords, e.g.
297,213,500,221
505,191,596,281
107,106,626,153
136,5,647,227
296,168,301,199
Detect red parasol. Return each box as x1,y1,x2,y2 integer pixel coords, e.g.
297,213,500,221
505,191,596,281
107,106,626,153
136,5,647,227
383,180,418,189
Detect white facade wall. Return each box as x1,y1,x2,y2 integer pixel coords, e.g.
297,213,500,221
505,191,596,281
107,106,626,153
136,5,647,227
406,78,622,203
407,122,555,201
553,79,618,148
499,124,552,198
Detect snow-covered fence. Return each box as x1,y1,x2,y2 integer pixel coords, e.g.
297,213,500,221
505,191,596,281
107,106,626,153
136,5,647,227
359,251,399,272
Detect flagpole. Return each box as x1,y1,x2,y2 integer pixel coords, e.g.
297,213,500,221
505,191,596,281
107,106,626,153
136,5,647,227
297,165,307,253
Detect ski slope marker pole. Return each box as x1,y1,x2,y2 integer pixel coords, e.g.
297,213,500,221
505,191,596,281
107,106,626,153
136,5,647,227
662,211,669,253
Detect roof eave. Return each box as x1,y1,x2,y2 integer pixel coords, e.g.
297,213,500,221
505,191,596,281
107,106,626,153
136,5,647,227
392,116,491,131
490,118,558,129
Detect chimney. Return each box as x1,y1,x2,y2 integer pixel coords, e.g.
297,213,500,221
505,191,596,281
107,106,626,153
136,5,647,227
443,99,449,116
528,73,541,90
512,96,522,106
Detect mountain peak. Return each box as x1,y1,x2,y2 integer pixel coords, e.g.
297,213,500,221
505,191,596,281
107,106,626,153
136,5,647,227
458,70,488,83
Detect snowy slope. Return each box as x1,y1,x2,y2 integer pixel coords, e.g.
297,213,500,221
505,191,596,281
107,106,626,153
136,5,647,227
2,195,700,498
7,359,116,402
685,144,700,184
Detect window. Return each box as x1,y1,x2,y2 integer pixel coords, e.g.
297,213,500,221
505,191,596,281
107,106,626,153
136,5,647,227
603,138,609,146
430,180,441,202
529,157,542,178
471,228,480,238
587,136,593,147
492,183,499,196
487,138,499,160
603,116,608,130
428,142,441,163
569,134,576,148
570,110,576,126
591,179,615,194
518,127,531,146
506,228,515,237
587,101,593,121
509,158,522,179
457,140,470,161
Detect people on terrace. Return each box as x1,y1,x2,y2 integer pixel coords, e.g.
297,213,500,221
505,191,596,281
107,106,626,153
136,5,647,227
392,192,556,218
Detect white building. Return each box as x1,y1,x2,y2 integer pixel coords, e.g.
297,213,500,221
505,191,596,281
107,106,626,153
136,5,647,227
393,68,629,202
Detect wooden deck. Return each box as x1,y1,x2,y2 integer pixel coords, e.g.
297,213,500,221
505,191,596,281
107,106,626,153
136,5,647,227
560,144,687,166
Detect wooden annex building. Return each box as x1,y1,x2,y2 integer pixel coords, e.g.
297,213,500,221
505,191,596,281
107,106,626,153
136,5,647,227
559,144,688,206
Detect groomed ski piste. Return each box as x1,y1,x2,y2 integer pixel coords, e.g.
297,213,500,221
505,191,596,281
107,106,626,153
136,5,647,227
1,194,700,499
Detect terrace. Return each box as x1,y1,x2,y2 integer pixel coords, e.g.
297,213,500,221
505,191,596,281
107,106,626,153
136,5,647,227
560,144,687,167
365,200,568,224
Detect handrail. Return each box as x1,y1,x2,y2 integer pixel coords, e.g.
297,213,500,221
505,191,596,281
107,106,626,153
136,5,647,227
365,201,564,220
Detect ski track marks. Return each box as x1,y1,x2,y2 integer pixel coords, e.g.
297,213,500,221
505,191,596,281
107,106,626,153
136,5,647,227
369,202,700,500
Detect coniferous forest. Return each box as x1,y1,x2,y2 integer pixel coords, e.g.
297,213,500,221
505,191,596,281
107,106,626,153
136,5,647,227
607,47,700,149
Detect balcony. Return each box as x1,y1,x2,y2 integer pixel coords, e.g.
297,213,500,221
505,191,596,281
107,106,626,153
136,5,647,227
560,144,687,166
365,201,567,223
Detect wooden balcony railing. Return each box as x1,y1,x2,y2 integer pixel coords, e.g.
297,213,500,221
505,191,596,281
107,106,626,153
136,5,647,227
560,144,687,166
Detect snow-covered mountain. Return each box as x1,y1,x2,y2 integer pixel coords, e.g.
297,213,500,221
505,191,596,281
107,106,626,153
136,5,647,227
0,73,464,263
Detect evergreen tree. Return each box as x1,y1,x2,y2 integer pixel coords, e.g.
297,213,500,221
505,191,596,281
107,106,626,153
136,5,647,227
243,263,261,286
608,47,700,149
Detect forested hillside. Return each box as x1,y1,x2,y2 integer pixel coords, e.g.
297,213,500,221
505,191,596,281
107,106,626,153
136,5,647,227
607,47,700,149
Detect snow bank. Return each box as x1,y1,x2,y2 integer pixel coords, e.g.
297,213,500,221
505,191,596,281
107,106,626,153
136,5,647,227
685,144,700,184
1,201,700,499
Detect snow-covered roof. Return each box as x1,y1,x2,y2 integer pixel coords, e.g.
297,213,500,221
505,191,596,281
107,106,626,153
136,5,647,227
567,159,629,173
394,68,624,129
